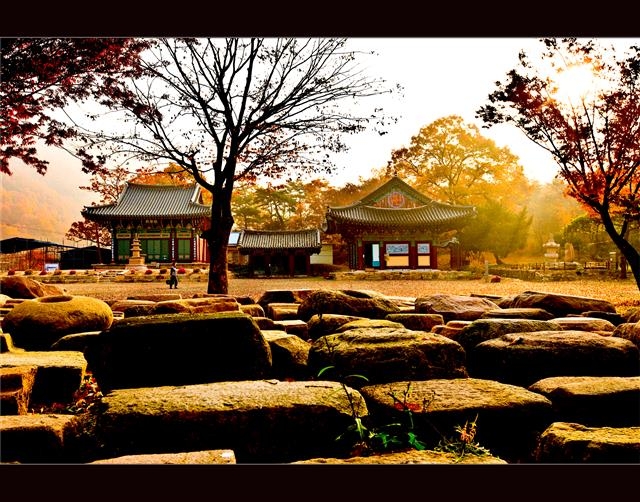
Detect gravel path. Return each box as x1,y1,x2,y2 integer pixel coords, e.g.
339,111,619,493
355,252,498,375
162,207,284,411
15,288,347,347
59,276,639,308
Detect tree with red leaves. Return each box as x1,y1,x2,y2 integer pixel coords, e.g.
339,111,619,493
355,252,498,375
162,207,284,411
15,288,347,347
477,38,640,289
0,38,149,175
65,220,112,263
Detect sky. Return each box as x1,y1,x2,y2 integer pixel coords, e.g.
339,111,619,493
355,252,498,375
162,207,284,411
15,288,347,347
2,37,639,244
333,38,557,185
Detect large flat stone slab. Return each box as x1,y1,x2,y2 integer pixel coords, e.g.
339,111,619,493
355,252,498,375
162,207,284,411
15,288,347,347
88,449,236,464
308,328,468,387
0,414,79,463
415,294,500,323
452,319,563,353
505,291,616,317
534,422,640,463
360,377,553,463
292,448,507,464
74,380,368,463
84,311,272,392
0,351,87,405
469,331,640,387
0,365,37,415
528,376,640,427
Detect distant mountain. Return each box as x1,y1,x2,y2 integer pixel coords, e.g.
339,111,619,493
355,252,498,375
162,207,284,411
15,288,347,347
1,150,96,243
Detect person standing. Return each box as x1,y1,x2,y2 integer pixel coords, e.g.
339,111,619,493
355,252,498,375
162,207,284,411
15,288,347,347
169,262,179,289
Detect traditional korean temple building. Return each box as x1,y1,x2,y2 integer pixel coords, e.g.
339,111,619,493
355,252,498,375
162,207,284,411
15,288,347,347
324,176,476,270
82,183,211,265
237,229,322,276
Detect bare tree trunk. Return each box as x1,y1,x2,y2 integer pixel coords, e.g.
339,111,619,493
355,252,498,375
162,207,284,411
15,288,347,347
600,211,639,290
206,184,234,294
620,254,628,280
207,233,230,294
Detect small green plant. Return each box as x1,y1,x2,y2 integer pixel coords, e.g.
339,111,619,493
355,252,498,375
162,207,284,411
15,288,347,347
317,363,373,456
375,383,430,452
434,414,493,462
317,338,428,457
316,336,496,460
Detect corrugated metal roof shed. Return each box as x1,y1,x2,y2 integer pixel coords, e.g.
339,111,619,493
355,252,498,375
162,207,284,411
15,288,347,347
0,237,73,254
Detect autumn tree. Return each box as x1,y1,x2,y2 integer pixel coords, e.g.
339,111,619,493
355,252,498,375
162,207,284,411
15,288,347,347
563,215,611,260
386,115,532,207
386,115,533,262
232,178,337,230
130,162,195,187
0,38,149,175
64,165,130,255
458,201,532,265
253,183,302,230
65,221,112,261
64,38,394,294
477,38,640,288
231,181,264,230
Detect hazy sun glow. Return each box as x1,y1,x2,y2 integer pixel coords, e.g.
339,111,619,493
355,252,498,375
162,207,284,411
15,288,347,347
550,63,599,105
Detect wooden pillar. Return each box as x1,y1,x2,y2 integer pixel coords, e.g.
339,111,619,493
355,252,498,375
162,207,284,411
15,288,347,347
289,253,295,277
248,253,255,277
110,226,116,264
356,242,364,270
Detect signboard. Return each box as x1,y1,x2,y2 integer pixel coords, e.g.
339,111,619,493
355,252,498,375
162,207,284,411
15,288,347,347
417,243,430,254
386,243,409,255
138,230,170,238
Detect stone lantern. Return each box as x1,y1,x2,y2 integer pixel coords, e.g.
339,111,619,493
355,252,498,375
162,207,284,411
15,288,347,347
564,242,575,262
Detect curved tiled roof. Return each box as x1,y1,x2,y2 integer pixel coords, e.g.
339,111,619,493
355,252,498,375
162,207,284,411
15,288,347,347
238,229,322,251
357,176,434,206
325,176,476,232
326,203,476,230
82,183,210,221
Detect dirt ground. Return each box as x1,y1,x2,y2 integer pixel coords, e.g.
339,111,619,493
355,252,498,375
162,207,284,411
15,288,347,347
60,275,640,310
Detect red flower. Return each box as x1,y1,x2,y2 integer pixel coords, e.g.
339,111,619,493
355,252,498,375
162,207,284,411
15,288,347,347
394,401,422,412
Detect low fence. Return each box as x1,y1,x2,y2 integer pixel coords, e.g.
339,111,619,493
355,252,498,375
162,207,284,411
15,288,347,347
489,260,615,281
